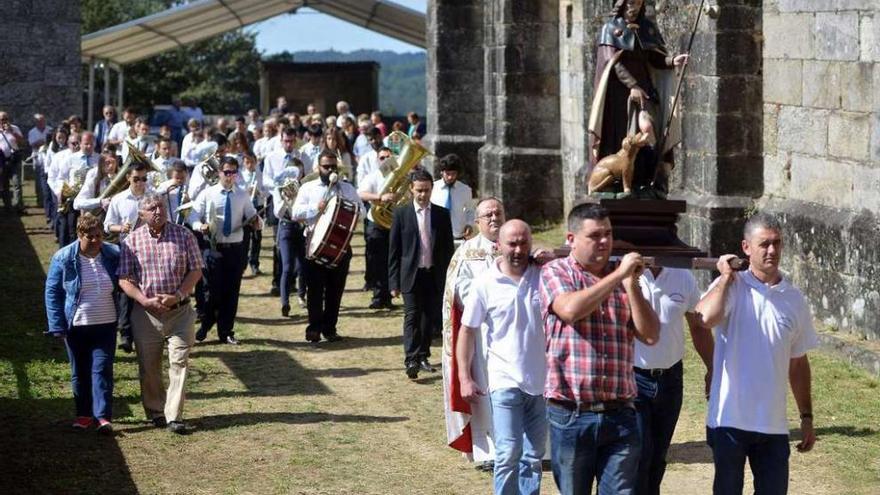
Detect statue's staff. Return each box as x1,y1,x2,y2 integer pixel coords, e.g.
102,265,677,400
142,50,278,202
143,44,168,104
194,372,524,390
657,0,708,158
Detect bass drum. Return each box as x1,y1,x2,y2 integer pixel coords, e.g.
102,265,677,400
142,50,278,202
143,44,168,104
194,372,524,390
306,195,359,268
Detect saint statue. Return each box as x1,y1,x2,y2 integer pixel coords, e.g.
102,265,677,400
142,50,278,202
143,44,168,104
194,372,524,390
588,0,688,198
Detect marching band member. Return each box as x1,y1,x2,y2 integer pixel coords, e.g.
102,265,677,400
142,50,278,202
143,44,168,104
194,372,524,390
106,107,136,146
291,150,361,343
272,156,306,316
298,124,323,174
73,146,119,213
192,156,261,345
253,118,276,167
357,146,395,309
430,154,474,241
263,128,304,296
240,153,266,276
155,159,190,226
55,132,99,247
104,160,152,354
42,126,69,224
181,119,203,174
187,133,227,201
442,197,506,470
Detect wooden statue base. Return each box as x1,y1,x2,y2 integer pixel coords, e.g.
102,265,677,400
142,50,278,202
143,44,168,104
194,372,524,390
599,198,706,257
553,199,706,259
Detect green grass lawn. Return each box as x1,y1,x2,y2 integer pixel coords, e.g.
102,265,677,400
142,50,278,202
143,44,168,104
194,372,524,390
1,188,878,494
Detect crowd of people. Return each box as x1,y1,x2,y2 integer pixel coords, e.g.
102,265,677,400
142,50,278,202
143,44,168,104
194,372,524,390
13,93,816,495
29,98,443,436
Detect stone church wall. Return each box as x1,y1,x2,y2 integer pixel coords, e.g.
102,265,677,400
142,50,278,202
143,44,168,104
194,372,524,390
761,0,880,339
0,1,82,126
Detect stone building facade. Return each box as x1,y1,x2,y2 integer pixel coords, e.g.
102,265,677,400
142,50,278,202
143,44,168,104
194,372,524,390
1,1,82,127
427,0,880,340
761,0,879,338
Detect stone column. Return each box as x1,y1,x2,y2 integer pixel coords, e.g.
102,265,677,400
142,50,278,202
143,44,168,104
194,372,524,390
558,1,606,215
478,0,563,224
424,0,485,187
0,1,81,125
671,0,764,257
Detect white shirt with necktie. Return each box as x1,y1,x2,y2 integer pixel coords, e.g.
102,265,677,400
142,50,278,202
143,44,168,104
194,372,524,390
298,141,322,173
192,183,257,244
430,179,473,238
263,148,304,191
357,168,389,224
414,201,433,268
156,180,190,224
51,152,98,198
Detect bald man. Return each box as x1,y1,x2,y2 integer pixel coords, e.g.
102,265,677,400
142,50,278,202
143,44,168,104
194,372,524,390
457,219,548,495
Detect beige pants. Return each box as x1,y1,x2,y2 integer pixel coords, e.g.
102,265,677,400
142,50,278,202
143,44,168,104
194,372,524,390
131,303,196,422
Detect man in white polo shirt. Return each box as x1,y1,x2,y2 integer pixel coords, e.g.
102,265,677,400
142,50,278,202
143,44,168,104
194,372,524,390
457,219,547,495
696,212,817,495
634,267,714,495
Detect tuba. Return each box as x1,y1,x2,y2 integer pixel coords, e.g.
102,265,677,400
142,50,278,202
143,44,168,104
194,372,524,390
370,131,431,230
277,175,300,215
192,140,220,188
58,163,90,214
100,143,163,204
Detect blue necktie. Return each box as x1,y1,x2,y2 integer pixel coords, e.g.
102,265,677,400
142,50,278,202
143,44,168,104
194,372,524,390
223,190,232,237
444,184,452,211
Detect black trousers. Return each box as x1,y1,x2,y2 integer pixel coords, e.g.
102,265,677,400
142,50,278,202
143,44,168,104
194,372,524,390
243,225,262,270
365,220,391,304
304,253,351,338
55,209,79,247
200,242,247,339
402,268,440,365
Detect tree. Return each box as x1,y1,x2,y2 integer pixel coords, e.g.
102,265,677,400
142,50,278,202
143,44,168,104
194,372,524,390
82,0,260,115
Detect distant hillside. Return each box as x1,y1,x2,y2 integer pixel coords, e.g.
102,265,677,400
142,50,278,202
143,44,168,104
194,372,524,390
264,49,426,116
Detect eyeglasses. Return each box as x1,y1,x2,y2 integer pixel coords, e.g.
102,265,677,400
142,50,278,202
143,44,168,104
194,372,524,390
69,141,80,145
222,170,238,176
478,211,503,220
379,155,391,161
131,176,148,183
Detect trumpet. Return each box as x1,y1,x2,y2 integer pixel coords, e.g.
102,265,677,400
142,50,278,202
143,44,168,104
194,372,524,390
199,153,220,187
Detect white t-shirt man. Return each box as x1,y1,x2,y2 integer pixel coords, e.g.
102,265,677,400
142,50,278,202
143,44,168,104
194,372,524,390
635,268,701,369
461,260,546,396
705,270,818,435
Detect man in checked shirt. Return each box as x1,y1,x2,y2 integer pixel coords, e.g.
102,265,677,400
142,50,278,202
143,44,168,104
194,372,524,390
118,193,203,434
540,203,659,495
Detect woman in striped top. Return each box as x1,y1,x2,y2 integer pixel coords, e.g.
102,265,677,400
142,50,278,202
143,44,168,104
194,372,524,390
45,213,120,434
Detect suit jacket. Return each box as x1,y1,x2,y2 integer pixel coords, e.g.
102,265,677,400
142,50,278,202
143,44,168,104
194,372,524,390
388,203,455,294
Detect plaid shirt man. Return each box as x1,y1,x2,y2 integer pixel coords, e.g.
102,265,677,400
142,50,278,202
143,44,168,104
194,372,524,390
118,222,203,297
540,254,636,405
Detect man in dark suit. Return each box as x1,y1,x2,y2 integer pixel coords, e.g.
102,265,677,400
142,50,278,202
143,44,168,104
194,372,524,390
389,168,455,380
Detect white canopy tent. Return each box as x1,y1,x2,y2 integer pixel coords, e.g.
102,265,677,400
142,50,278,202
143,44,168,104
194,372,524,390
80,0,426,127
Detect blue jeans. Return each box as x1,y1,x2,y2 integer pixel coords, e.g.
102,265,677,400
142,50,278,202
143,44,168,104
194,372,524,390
277,220,306,306
547,403,641,495
490,388,546,495
706,427,790,495
634,361,683,495
64,323,117,419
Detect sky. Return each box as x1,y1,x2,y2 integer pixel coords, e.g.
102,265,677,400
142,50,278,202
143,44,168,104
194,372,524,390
252,1,427,55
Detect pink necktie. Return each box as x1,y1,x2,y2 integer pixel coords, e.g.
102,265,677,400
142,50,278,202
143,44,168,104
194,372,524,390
418,207,432,267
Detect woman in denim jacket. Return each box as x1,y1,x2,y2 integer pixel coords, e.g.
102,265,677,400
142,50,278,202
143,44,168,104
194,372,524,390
45,212,120,433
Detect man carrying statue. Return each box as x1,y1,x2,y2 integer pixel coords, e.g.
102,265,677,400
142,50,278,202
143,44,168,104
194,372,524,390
588,0,688,198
